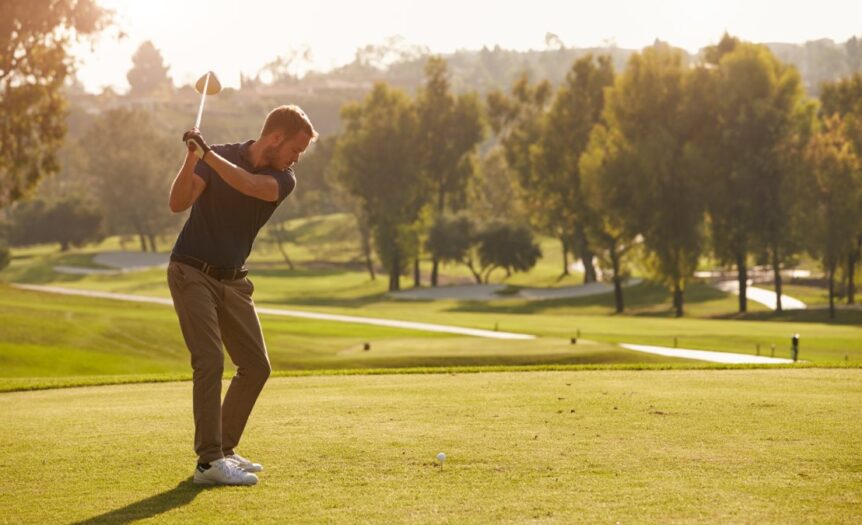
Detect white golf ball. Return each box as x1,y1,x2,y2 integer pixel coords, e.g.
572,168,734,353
436,452,446,462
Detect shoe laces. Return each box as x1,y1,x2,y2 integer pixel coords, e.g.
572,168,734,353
217,459,245,480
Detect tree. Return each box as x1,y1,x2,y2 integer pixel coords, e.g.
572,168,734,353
0,0,109,207
426,213,482,283
0,243,9,271
821,73,862,304
331,83,426,291
7,195,103,251
702,36,812,312
532,54,615,283
580,124,639,313
801,116,862,318
81,108,179,251
126,41,173,98
416,56,485,286
601,44,709,317
488,75,573,274
476,221,541,283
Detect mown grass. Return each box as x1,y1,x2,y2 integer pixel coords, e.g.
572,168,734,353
1,369,859,524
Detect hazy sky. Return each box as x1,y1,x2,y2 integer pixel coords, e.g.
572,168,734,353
72,0,862,93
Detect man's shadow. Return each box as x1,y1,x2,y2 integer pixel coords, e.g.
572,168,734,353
73,477,205,524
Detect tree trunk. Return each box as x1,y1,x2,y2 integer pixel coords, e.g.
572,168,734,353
466,259,482,284
414,258,421,288
736,252,747,313
432,183,446,287
673,282,684,317
561,237,570,277
574,226,597,283
358,217,375,281
610,244,624,313
772,247,783,313
828,262,836,319
848,249,857,305
138,234,147,252
148,234,158,253
60,240,70,252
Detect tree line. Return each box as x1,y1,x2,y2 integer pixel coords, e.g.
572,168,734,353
328,35,862,318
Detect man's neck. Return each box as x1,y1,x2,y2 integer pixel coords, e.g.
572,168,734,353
246,140,266,170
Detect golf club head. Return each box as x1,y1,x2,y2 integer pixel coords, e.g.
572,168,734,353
194,71,222,95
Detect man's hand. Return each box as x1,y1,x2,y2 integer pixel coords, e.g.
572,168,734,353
183,128,211,159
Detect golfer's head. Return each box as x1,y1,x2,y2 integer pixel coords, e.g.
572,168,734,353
260,105,318,171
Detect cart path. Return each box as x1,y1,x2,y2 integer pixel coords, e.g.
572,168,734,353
13,284,798,364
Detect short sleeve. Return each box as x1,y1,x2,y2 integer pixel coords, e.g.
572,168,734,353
264,168,297,204
194,144,231,183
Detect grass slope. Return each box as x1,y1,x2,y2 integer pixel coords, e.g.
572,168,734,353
1,369,859,524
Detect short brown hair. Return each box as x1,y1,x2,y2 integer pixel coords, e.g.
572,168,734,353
260,105,318,141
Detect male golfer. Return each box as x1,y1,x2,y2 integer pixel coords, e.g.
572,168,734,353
167,105,317,485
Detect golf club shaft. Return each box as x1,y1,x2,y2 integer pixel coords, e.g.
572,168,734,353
194,73,211,129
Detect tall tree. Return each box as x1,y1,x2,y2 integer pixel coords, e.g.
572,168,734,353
488,75,578,275
416,56,485,286
331,83,426,291
0,0,108,207
81,108,179,252
126,40,173,98
580,124,639,313
601,44,709,317
703,36,811,312
821,73,862,304
532,54,615,283
801,116,862,318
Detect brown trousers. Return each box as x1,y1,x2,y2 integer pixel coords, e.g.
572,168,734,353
167,261,271,464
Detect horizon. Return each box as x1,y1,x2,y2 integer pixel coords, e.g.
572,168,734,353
72,0,862,94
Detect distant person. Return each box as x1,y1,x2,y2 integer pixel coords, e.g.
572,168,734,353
167,105,317,485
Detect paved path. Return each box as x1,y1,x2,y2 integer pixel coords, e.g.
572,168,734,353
13,284,798,364
620,343,796,364
714,280,806,310
12,284,534,340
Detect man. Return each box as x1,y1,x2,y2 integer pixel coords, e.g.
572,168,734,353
168,105,317,486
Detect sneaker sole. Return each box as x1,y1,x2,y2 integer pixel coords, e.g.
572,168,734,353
193,475,258,486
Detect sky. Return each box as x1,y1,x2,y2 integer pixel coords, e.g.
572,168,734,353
71,0,862,93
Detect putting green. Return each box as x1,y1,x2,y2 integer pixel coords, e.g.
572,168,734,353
2,368,859,523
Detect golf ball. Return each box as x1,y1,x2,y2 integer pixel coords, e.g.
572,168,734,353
436,452,446,462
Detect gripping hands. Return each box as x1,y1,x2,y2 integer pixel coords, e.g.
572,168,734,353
183,128,211,159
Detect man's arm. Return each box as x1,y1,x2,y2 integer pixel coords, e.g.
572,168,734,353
184,128,279,202
169,148,207,213
204,151,280,202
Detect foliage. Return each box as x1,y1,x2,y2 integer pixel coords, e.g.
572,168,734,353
801,115,862,317
0,0,109,207
701,35,812,313
476,221,541,283
80,107,180,251
7,195,103,250
331,83,426,290
416,56,485,285
599,43,710,316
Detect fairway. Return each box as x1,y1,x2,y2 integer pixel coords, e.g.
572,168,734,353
2,368,859,524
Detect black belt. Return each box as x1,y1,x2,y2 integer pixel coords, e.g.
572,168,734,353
170,253,248,281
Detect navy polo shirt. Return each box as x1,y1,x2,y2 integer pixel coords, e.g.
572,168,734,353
171,140,296,268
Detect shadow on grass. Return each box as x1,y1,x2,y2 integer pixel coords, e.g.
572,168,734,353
73,477,205,524
715,306,862,326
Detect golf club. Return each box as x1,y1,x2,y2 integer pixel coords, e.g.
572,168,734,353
187,71,222,148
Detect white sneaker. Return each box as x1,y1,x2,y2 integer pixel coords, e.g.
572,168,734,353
226,453,263,473
193,458,258,486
